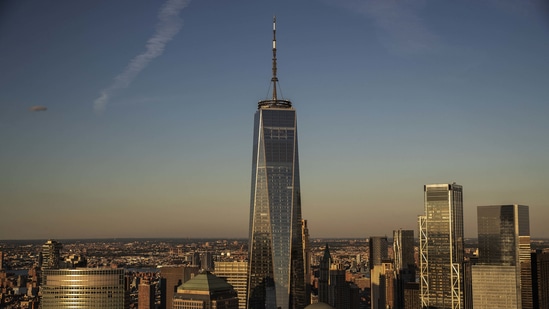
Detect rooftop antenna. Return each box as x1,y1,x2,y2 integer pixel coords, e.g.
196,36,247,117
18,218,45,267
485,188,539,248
258,16,292,109
271,16,278,101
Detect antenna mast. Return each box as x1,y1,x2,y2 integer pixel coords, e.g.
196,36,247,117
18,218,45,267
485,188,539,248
271,16,278,101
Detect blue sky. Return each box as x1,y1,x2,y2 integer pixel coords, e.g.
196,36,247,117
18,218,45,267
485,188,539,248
1,0,548,239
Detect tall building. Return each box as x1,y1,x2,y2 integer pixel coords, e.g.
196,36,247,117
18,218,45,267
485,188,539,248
393,229,416,309
531,250,549,309
41,240,62,269
160,265,200,309
318,245,331,305
473,205,532,309
173,271,239,309
41,268,126,309
369,236,388,309
138,278,156,309
214,261,248,309
418,183,464,309
247,17,306,309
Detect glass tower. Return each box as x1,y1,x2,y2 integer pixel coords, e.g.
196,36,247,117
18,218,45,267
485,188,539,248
419,183,464,309
474,205,532,309
247,17,306,309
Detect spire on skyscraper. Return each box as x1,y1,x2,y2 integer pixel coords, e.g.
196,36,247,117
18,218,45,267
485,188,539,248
259,16,291,109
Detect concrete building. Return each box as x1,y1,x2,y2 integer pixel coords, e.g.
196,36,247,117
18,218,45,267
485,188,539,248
214,261,248,309
173,271,238,309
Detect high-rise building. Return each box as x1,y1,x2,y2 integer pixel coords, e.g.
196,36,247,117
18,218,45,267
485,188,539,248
531,250,549,309
393,229,416,309
318,245,331,305
139,278,156,309
247,17,306,309
473,205,532,309
41,240,62,270
418,183,464,309
41,268,126,309
214,261,248,309
173,271,239,309
0,250,3,270
160,265,200,309
369,236,388,309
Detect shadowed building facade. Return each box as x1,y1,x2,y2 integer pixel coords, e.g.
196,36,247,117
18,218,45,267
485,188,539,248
247,18,306,309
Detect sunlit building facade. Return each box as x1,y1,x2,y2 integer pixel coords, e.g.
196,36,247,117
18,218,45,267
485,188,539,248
247,18,306,309
41,268,126,309
214,261,248,309
419,183,464,309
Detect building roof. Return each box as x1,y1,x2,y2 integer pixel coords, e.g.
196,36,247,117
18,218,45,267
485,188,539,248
177,271,233,292
305,302,335,309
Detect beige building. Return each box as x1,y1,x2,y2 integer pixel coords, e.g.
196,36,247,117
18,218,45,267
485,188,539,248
173,271,238,309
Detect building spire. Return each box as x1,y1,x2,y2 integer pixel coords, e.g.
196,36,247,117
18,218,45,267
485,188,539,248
271,16,278,101
258,16,291,109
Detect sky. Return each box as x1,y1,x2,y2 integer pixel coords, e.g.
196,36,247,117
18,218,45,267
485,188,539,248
1,0,549,240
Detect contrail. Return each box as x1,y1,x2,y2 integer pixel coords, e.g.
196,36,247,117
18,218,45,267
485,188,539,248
93,0,190,113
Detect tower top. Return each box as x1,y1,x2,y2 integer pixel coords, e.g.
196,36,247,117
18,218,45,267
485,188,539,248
258,16,292,109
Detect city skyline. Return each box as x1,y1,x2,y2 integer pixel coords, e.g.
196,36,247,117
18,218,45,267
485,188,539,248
1,0,549,240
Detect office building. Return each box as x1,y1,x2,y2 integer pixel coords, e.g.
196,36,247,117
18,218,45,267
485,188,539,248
160,265,200,309
403,282,420,309
41,268,126,309
418,183,464,309
40,240,62,270
214,261,248,309
139,278,156,309
532,250,549,309
173,271,238,309
393,229,415,309
247,17,306,309
369,236,388,309
473,205,532,309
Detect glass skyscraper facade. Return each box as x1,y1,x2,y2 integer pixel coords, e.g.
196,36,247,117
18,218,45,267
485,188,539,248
474,205,532,309
419,183,464,309
41,268,126,309
247,18,306,309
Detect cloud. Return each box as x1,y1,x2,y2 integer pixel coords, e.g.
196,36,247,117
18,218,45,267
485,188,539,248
328,0,437,54
93,0,190,114
29,106,48,112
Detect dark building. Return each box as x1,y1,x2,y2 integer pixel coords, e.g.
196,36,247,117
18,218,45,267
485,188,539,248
393,230,415,309
247,17,306,309
369,236,388,309
403,282,420,309
473,205,532,309
531,250,549,309
173,271,238,309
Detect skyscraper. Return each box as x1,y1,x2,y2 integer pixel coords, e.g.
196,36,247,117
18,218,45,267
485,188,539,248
138,278,155,309
41,268,126,309
40,240,62,270
473,205,532,309
393,229,415,309
214,261,249,309
418,183,464,309
247,17,306,309
369,236,388,309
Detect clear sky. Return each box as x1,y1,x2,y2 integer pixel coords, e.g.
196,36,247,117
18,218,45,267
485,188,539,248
1,0,548,240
